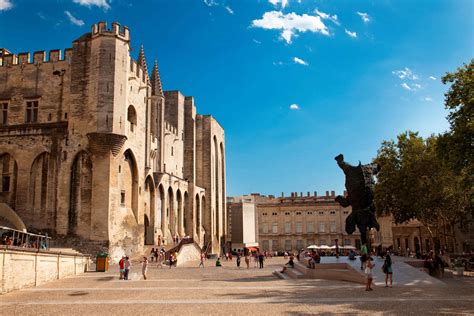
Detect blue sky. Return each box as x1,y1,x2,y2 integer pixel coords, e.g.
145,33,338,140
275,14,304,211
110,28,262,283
1,0,473,197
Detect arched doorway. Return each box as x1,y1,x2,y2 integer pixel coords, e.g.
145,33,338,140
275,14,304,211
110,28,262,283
176,189,182,236
30,152,57,230
144,176,155,245
168,187,175,236
184,192,192,236
69,151,92,236
118,150,138,221
158,184,165,242
195,194,200,238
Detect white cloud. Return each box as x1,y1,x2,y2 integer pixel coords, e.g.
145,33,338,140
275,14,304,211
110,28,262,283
73,0,110,10
345,29,357,38
273,61,284,66
401,83,412,91
424,97,433,102
253,39,262,44
269,0,289,10
392,67,418,80
315,9,340,26
65,11,84,26
225,6,234,15
293,57,308,66
357,12,370,23
400,82,422,92
251,11,329,44
290,104,299,110
429,76,437,80
0,0,13,11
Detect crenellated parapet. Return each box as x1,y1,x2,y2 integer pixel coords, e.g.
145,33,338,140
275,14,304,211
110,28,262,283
0,48,73,67
91,21,130,41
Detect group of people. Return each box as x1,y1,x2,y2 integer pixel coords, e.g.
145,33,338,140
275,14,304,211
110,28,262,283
360,248,393,291
423,251,446,277
212,251,267,269
1,235,48,249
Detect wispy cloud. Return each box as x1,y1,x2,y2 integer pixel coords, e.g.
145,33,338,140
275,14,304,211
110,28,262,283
269,0,289,10
293,57,308,66
253,39,262,44
290,103,300,110
65,11,84,26
273,61,284,66
345,29,357,38
392,67,418,80
225,6,234,15
429,76,437,80
401,82,421,92
203,0,218,6
0,0,13,11
73,0,110,10
424,96,433,102
401,83,412,91
251,11,329,44
314,9,340,26
357,12,370,23
38,12,46,20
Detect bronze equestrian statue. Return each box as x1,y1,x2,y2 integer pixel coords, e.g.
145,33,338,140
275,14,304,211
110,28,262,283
334,154,380,247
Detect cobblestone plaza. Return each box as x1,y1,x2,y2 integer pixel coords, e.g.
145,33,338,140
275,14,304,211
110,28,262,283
0,257,472,315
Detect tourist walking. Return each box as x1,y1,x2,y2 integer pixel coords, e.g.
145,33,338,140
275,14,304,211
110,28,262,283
157,252,163,269
383,251,393,287
245,253,250,269
119,256,125,279
141,256,148,280
150,248,155,262
365,254,374,291
258,253,265,269
169,254,174,269
236,253,241,268
199,252,205,268
124,256,131,280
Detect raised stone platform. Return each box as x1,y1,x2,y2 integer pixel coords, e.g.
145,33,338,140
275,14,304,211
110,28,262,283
275,256,445,287
274,257,365,284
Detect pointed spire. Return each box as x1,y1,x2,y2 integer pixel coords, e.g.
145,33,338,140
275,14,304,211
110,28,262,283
137,44,149,80
151,59,164,96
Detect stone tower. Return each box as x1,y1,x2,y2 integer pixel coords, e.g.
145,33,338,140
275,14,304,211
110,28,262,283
0,21,226,260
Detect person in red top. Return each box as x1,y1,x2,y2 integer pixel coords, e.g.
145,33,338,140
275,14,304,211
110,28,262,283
119,256,125,280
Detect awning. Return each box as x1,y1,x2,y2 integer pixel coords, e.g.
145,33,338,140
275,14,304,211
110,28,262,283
246,247,259,251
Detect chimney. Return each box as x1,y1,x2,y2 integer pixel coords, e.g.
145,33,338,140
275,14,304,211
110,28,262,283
281,192,284,197
300,192,303,197
331,191,335,197
326,191,329,197
314,191,317,197
307,191,310,197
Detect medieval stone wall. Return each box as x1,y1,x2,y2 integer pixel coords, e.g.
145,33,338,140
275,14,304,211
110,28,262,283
0,21,226,261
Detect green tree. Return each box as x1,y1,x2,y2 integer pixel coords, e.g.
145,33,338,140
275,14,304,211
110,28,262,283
374,132,468,246
438,59,473,208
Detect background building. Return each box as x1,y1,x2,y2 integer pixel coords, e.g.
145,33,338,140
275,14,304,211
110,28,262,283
0,22,226,260
228,191,359,253
227,195,259,253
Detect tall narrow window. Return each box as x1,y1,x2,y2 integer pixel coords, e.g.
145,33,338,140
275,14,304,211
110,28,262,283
26,101,39,123
0,102,8,125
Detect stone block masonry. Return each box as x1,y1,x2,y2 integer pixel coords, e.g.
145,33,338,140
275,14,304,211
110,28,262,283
0,21,227,262
0,246,90,294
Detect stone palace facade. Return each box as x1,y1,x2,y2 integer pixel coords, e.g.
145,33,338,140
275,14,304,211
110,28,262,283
0,22,226,260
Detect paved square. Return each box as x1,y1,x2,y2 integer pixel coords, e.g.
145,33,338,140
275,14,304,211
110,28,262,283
1,257,473,315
